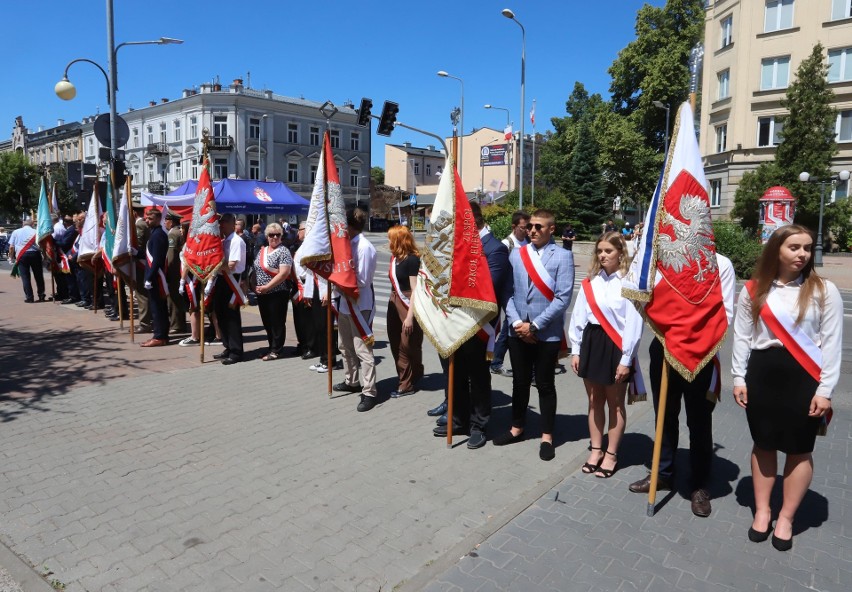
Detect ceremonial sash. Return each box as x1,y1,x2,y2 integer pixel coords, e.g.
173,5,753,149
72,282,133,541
581,277,647,403
745,281,822,383
344,291,375,347
258,246,279,277
146,245,168,299
14,234,36,264
222,271,247,309
289,266,304,303
389,257,411,309
102,247,114,275
57,251,70,274
519,244,569,356
476,317,497,359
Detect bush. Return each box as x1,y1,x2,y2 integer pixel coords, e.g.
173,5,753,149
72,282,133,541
713,221,763,279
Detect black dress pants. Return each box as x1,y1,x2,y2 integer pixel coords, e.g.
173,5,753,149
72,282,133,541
508,337,560,434
257,291,288,353
441,335,491,433
648,338,715,490
213,279,243,360
293,298,313,354
148,287,169,341
18,251,45,301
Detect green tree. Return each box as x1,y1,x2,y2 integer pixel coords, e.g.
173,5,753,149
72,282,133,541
44,163,81,215
370,166,385,186
0,151,39,219
568,121,608,237
733,43,849,240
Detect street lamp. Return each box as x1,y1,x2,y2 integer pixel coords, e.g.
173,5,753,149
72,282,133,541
484,104,512,192
652,100,671,155
798,169,851,266
437,70,464,184
502,7,526,209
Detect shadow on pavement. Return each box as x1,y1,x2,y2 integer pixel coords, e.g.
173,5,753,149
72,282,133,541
734,475,829,536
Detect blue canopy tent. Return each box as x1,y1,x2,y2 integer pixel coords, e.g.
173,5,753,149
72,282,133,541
214,179,309,214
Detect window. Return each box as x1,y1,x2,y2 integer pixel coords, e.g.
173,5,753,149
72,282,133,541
717,70,730,100
249,117,260,140
174,160,183,181
288,162,299,183
715,124,728,153
147,162,154,181
213,115,228,138
413,161,420,175
159,122,167,143
710,180,722,208
757,116,784,146
310,126,320,146
720,15,733,48
426,163,432,176
310,164,318,184
837,110,852,142
764,0,794,33
147,126,153,144
833,178,849,202
213,157,228,179
190,158,198,179
350,131,360,151
249,159,259,180
174,121,182,142
828,47,852,83
832,0,852,20
330,130,340,149
760,56,790,90
288,123,299,144
87,137,94,156
350,167,360,187
73,145,78,160
132,128,139,148
189,116,198,139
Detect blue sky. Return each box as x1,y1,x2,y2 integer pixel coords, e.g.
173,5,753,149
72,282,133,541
2,0,664,169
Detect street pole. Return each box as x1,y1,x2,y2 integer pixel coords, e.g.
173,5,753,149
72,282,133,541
106,0,118,172
503,9,526,208
816,182,826,267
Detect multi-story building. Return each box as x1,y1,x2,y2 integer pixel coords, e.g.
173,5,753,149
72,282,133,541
701,0,852,217
77,78,370,201
0,116,83,166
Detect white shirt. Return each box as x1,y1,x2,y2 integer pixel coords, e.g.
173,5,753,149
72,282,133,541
718,253,736,326
53,220,65,240
338,233,376,314
9,225,37,252
501,233,528,251
731,276,843,398
569,270,643,366
223,231,246,275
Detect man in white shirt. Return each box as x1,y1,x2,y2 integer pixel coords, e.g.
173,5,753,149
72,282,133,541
9,217,45,303
212,213,247,365
332,208,379,411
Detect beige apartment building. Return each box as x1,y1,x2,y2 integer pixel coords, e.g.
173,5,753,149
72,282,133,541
701,0,852,218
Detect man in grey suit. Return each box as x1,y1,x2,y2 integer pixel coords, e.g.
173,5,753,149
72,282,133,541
494,209,575,461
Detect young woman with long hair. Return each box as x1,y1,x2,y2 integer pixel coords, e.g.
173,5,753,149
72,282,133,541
386,225,424,397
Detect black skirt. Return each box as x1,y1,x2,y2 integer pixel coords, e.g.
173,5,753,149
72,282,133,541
745,347,821,454
578,324,629,386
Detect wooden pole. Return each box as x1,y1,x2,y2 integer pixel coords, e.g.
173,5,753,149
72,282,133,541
647,359,670,516
50,271,56,302
200,281,206,363
689,93,697,114
116,275,124,330
446,353,455,449
327,282,333,397
129,272,135,343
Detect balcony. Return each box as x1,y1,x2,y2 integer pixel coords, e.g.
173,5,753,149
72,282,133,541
207,135,234,151
147,182,169,194
147,142,169,156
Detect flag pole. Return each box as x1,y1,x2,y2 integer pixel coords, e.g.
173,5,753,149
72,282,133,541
327,282,333,397
200,282,206,363
93,269,98,314
447,353,455,449
117,275,124,330
647,359,670,516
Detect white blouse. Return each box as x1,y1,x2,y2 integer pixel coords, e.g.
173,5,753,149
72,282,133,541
569,270,644,366
731,276,843,398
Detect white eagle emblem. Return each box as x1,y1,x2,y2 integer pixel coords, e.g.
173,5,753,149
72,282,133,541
189,187,219,242
327,181,348,239
657,195,717,282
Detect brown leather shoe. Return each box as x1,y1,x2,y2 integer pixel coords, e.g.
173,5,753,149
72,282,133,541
691,489,712,517
628,474,672,494
140,338,167,347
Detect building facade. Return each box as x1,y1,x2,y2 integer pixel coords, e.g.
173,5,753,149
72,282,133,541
0,116,83,167
76,78,370,201
701,0,852,217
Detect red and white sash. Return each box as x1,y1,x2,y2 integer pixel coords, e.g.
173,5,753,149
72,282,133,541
14,234,36,264
745,281,822,383
389,256,411,309
258,246,279,277
145,244,168,299
289,266,303,303
222,271,247,309
581,277,647,403
476,317,497,359
344,293,375,347
519,244,569,356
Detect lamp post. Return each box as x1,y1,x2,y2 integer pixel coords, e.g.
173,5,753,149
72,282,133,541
652,100,671,155
55,0,182,174
356,174,369,207
257,113,268,180
437,71,464,184
502,8,525,209
799,169,851,266
484,104,512,193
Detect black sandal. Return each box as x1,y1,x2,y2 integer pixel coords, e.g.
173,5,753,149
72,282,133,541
594,450,618,479
582,444,603,474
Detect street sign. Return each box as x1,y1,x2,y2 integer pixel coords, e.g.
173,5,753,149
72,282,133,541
480,144,508,166
93,113,131,148
409,194,417,207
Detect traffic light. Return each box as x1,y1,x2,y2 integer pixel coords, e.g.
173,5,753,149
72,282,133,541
113,160,127,188
356,98,372,127
376,101,399,136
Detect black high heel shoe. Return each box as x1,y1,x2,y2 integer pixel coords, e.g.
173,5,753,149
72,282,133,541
747,524,772,543
771,533,793,551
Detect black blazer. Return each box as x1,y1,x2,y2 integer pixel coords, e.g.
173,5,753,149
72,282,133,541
481,231,511,313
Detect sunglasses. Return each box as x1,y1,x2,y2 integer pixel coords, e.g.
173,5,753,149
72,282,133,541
529,223,548,232
267,233,281,238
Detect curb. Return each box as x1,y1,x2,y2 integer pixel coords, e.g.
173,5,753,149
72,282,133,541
0,539,55,592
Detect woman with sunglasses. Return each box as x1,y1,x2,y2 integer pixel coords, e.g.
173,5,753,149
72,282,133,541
253,222,293,361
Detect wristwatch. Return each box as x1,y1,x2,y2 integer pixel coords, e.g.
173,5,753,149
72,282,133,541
528,323,538,335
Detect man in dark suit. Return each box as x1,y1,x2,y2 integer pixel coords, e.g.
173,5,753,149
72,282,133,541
495,208,574,461
133,204,152,333
57,216,81,304
141,208,169,347
433,202,511,449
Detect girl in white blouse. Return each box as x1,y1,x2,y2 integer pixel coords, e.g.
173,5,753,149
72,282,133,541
569,232,643,478
732,224,842,552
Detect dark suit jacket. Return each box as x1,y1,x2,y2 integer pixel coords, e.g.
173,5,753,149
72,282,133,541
144,226,168,287
57,226,78,254
480,230,511,317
